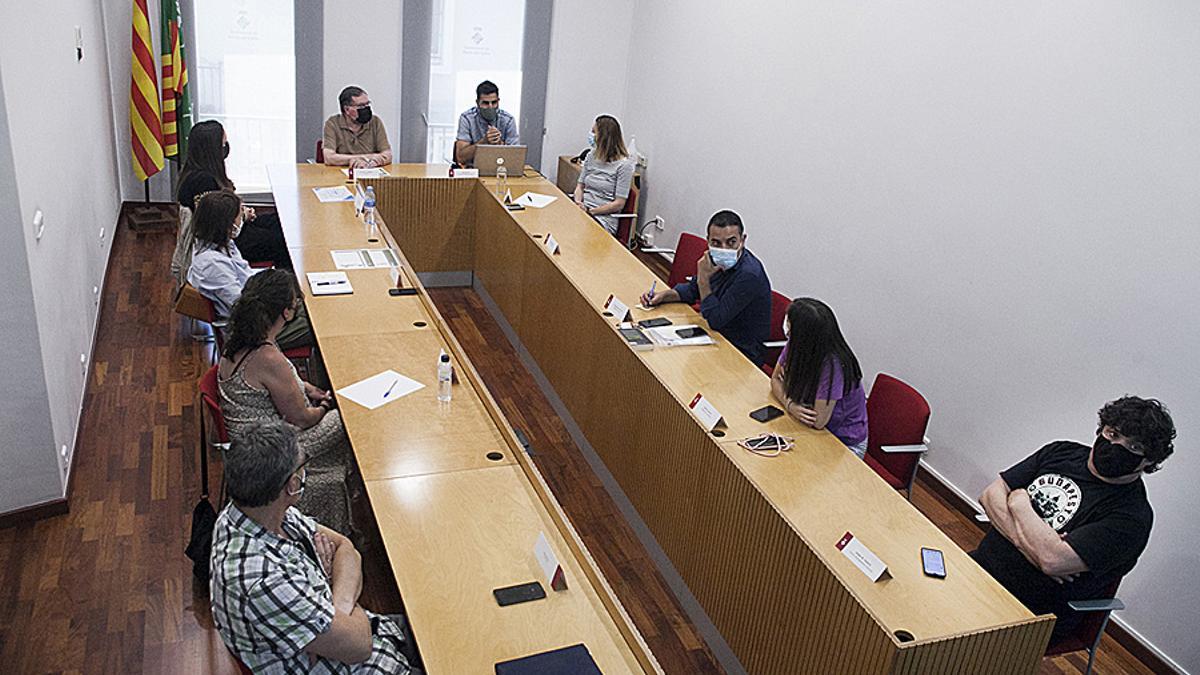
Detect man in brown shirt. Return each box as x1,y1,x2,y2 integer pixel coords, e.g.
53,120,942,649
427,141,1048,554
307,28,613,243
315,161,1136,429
322,86,393,168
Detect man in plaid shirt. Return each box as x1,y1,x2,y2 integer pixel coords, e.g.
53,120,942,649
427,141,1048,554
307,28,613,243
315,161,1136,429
210,419,416,673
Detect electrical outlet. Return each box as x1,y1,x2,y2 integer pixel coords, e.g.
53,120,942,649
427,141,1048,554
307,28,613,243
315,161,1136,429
80,352,87,377
60,444,68,459
98,227,105,246
75,26,83,61
33,209,44,241
93,285,100,307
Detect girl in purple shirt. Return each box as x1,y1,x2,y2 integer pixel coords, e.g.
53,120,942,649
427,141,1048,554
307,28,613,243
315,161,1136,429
770,298,869,458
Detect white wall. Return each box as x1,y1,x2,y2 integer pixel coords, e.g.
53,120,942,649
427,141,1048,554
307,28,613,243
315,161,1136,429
540,0,635,183
323,0,403,159
550,1,1200,671
0,1,124,506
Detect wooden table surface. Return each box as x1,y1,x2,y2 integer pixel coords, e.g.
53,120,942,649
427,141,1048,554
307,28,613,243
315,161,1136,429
267,163,660,674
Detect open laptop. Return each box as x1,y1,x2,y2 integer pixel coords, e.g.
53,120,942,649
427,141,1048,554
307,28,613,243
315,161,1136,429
474,145,527,176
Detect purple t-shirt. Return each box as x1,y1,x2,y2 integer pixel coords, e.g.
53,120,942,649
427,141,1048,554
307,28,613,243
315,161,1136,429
777,349,868,446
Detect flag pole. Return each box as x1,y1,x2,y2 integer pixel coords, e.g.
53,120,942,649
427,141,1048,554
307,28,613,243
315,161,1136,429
144,179,150,204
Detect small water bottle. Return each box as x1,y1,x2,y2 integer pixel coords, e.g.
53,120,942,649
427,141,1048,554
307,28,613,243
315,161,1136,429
437,354,452,402
495,157,508,199
364,186,378,242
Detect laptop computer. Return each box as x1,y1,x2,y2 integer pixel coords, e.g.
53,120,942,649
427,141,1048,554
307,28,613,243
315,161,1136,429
475,144,527,176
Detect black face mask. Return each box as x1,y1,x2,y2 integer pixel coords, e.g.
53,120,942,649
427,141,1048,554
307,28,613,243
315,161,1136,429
356,105,373,125
1092,435,1145,478
223,142,230,159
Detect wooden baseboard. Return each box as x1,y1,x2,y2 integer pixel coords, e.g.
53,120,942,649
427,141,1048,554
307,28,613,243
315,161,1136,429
913,466,1181,674
0,498,68,529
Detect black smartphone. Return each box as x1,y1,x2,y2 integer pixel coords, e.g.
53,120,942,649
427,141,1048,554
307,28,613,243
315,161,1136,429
389,288,418,296
749,405,784,423
637,317,672,328
506,203,526,211
921,547,946,578
493,581,546,607
676,326,708,339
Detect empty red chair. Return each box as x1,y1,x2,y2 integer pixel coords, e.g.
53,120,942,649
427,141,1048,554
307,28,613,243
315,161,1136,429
760,291,791,372
863,373,930,498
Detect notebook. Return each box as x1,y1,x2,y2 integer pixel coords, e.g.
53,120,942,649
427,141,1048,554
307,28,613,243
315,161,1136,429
306,271,353,296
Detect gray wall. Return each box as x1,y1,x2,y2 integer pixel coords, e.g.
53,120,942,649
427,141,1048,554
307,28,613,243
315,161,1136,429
0,1,125,510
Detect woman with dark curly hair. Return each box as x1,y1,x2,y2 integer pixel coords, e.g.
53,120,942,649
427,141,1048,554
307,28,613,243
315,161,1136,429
969,395,1175,643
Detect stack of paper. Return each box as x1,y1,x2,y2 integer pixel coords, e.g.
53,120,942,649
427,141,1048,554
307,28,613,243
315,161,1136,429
330,249,399,270
645,324,716,347
342,167,390,178
312,186,354,202
306,271,353,296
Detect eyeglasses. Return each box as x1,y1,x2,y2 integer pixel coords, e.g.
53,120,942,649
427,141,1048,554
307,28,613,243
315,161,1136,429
738,433,794,457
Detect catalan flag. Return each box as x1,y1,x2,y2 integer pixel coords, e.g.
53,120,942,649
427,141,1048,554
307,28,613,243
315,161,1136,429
130,0,164,181
161,0,192,160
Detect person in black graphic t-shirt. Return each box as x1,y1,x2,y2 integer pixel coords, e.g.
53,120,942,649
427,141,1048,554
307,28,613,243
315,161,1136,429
970,396,1176,642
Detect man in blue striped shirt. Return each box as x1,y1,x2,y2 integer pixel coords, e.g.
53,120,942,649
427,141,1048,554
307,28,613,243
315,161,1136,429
454,80,520,166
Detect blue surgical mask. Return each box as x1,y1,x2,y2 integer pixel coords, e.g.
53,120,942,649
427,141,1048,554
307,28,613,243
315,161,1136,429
588,131,596,148
709,246,740,269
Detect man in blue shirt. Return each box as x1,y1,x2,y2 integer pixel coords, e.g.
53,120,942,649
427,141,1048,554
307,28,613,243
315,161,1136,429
454,80,520,166
641,210,772,364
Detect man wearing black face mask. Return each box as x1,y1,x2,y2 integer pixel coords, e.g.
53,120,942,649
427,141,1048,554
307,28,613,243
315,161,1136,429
322,85,393,168
970,396,1176,642
454,80,520,166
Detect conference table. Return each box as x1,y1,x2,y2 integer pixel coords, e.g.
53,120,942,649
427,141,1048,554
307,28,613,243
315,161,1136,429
270,163,1054,674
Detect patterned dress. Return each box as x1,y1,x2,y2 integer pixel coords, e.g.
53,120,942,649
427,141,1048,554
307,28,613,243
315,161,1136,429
219,345,354,534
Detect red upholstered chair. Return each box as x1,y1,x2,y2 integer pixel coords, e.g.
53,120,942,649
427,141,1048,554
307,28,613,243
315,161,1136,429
863,373,930,498
1044,579,1125,675
760,291,791,372
198,365,231,507
664,232,708,288
315,139,324,164
610,182,640,249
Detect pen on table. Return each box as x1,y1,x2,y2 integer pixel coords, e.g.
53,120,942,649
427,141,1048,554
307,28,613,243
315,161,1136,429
315,280,346,286
645,280,657,304
382,378,399,399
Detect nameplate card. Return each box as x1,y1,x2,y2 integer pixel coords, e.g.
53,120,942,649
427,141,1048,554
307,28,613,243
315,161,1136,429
603,294,632,322
543,233,560,255
688,393,726,433
449,167,479,178
534,532,567,591
835,531,889,582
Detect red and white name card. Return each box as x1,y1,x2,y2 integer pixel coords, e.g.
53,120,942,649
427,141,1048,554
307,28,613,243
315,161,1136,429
534,532,568,591
543,233,560,255
449,167,479,178
603,294,632,322
836,531,889,582
688,393,726,433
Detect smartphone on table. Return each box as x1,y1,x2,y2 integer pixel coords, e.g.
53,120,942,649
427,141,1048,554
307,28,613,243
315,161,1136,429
921,547,946,578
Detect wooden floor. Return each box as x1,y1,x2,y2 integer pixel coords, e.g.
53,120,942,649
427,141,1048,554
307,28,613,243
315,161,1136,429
0,221,1157,674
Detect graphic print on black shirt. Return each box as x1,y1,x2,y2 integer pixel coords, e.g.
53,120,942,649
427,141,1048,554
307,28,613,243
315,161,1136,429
970,440,1153,637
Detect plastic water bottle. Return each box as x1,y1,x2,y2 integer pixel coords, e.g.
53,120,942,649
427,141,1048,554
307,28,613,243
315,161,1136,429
364,186,378,242
437,354,452,402
495,157,508,199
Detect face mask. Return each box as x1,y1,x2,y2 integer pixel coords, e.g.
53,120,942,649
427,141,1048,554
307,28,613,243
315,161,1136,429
1092,435,1145,478
355,105,373,124
783,318,790,338
588,131,596,148
231,220,243,239
223,142,230,159
709,245,740,269
286,467,307,497
479,106,498,124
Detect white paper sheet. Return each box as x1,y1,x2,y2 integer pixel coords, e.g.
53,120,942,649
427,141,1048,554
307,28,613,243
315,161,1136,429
330,249,399,270
342,167,390,178
515,192,558,208
312,186,354,202
306,271,353,295
336,370,425,410
646,324,716,347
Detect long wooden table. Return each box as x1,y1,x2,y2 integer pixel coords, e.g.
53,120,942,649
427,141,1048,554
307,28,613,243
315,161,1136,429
269,164,660,674
352,165,1057,674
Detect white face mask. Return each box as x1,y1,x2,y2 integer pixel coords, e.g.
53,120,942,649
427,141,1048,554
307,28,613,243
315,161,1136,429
588,130,596,148
708,245,740,269
783,318,791,338
286,467,306,497
231,219,244,239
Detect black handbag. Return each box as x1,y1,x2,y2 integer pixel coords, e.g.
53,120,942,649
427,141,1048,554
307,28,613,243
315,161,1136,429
185,407,218,581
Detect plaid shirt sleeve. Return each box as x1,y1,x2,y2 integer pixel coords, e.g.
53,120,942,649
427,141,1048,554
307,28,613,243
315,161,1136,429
244,565,336,659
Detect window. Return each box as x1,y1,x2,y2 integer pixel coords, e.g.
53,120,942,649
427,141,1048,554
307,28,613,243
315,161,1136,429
426,0,526,163
194,0,296,193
